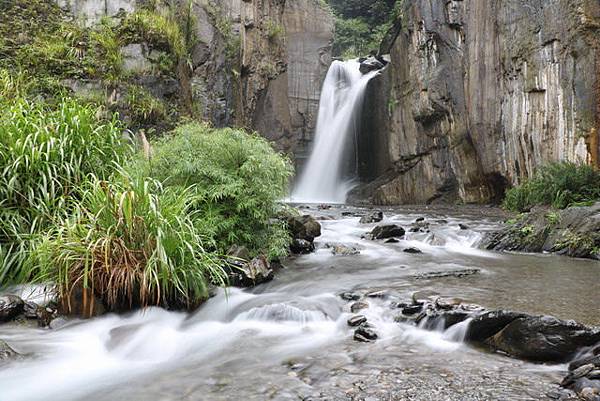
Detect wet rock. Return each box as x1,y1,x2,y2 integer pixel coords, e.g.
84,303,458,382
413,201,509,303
329,244,360,256
466,310,527,342
228,256,274,287
588,371,600,380
348,315,367,327
0,295,24,322
359,211,383,224
488,315,600,362
286,215,322,242
413,269,480,280
23,301,39,319
579,387,600,401
570,355,600,371
359,56,385,74
384,238,399,243
354,325,378,342
402,305,423,315
409,221,430,233
403,247,423,254
290,239,315,254
572,378,600,396
0,340,18,361
37,307,56,327
459,223,470,230
340,292,361,301
594,345,600,356
227,245,251,261
562,365,596,387
317,204,331,210
351,301,369,313
369,224,405,240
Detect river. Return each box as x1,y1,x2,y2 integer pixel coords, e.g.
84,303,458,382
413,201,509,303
0,205,598,401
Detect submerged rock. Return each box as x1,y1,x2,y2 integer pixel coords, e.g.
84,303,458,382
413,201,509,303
403,247,423,254
359,210,384,224
0,295,24,322
412,269,480,280
369,224,405,240
354,324,378,342
326,243,360,256
0,340,18,361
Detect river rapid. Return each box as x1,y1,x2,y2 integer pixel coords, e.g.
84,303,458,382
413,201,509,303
0,205,598,401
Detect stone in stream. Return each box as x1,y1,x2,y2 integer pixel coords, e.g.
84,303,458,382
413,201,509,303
340,292,361,301
384,238,399,243
23,301,39,319
228,256,274,287
412,269,480,280
401,305,423,316
562,364,596,387
459,223,470,230
347,315,367,327
351,301,369,313
578,387,600,401
354,324,378,342
366,290,387,299
327,244,360,256
0,295,24,322
570,355,600,371
369,224,405,240
466,310,528,342
403,247,423,254
359,211,383,224
487,315,600,362
0,340,18,361
290,239,315,254
286,215,322,242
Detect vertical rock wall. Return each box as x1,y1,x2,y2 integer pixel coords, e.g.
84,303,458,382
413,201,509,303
355,0,600,205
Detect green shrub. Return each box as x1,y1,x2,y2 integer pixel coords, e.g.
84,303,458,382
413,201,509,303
123,85,168,126
0,97,130,285
503,162,600,212
32,174,226,311
141,123,294,259
121,9,186,60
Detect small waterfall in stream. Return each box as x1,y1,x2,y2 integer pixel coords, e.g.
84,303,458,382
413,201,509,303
292,60,379,203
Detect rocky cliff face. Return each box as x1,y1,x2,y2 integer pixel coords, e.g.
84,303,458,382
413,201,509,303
353,0,600,205
55,0,333,151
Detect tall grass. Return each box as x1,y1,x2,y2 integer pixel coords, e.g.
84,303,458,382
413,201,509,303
32,173,227,312
0,97,130,285
503,162,600,212
141,123,294,259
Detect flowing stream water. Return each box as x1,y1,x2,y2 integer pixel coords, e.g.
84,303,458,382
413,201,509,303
291,60,378,204
1,205,598,401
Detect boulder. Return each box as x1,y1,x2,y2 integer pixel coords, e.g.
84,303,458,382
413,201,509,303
359,57,385,74
359,211,383,224
370,224,405,240
340,292,361,301
351,301,369,313
290,239,315,254
228,256,274,287
286,215,321,242
487,315,600,362
466,310,527,342
0,295,24,322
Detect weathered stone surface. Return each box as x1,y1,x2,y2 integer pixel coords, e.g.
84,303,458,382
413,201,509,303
487,315,600,362
466,310,527,342
359,210,384,224
347,315,367,327
370,224,406,240
0,340,18,361
290,239,315,254
228,256,274,287
483,203,600,260
0,295,24,322
351,0,600,205
287,214,322,242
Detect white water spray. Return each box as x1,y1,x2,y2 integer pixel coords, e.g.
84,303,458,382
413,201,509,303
292,60,379,203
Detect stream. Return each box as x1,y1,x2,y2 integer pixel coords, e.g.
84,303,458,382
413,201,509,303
0,205,598,401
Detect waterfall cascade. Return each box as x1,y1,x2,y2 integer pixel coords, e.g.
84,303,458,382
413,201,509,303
291,60,379,203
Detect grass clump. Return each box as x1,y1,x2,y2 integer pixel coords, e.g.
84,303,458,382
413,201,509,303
503,162,600,212
142,123,294,259
123,85,168,126
0,97,130,285
32,174,226,312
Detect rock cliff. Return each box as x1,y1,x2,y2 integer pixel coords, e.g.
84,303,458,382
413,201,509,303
352,0,600,205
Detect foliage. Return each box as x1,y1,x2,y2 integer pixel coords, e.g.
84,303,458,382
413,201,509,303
503,162,600,212
31,174,226,311
123,85,168,126
265,20,285,42
326,0,403,58
0,97,130,285
140,123,294,259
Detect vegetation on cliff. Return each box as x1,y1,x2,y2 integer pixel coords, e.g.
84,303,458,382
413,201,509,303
325,0,402,58
503,163,600,212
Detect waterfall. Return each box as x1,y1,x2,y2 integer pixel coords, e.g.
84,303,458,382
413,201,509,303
291,60,379,203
